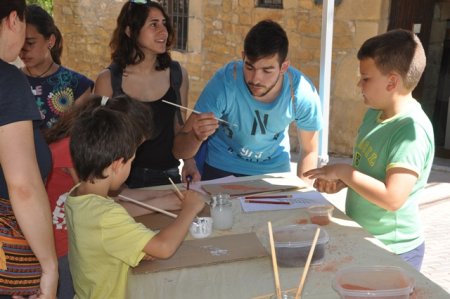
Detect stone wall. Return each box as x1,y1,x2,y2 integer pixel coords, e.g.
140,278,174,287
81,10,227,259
55,0,445,156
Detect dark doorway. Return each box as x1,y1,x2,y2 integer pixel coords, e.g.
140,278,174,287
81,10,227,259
387,0,436,101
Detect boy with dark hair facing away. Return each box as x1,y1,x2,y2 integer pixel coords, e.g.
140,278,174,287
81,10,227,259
304,29,434,271
65,104,206,299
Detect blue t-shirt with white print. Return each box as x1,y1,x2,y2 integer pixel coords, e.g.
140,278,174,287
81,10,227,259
195,61,322,175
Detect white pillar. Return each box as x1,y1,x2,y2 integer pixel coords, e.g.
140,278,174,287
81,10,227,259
318,0,335,166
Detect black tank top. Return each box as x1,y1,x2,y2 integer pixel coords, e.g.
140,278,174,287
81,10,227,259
108,63,180,170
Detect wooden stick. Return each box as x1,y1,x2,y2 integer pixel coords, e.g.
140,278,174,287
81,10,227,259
268,221,282,299
295,227,321,299
118,194,178,219
161,100,238,127
168,177,185,200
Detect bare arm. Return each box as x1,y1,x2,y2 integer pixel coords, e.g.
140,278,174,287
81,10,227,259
73,87,93,107
142,190,205,259
173,112,219,159
0,121,58,299
304,164,418,211
93,69,113,97
296,129,320,186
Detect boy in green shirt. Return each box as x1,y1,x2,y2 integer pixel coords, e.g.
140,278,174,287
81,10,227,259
66,97,206,298
304,29,434,271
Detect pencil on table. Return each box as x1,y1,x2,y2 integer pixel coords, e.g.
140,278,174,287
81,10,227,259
244,195,293,199
244,200,291,205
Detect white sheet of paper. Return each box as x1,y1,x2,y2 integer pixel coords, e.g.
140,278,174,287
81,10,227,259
239,190,330,212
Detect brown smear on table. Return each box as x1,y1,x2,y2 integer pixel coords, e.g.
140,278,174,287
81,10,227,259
341,284,375,291
296,218,309,224
310,215,330,225
316,256,354,272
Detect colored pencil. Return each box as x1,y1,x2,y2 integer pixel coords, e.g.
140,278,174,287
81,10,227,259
244,200,291,205
161,100,238,127
244,194,293,199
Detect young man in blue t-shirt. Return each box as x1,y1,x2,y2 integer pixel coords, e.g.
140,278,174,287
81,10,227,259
174,20,323,185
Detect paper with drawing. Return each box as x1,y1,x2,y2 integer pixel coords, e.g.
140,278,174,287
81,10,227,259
201,176,307,196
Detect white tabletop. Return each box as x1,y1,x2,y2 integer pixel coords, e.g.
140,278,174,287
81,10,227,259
126,174,450,299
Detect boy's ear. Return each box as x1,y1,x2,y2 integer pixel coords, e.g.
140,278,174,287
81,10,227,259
111,158,125,173
386,73,400,92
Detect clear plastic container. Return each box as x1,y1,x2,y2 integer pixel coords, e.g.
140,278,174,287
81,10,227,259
272,224,329,267
307,205,334,226
332,266,415,299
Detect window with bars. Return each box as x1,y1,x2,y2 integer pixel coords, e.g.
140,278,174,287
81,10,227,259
159,0,189,51
256,0,283,9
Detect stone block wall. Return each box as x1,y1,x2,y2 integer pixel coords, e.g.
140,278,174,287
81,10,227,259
53,0,398,156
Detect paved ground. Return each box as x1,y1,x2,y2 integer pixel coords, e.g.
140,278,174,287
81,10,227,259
297,154,450,294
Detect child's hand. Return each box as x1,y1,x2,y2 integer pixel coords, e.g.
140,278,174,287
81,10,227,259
180,190,206,213
313,178,347,194
303,164,346,181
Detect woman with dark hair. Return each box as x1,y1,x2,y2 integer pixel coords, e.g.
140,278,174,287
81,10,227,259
0,1,57,298
19,4,93,130
94,0,200,187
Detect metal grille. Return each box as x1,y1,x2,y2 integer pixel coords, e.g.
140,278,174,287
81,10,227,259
159,0,189,51
257,0,283,9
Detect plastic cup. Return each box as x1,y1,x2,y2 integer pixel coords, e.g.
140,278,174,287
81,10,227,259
307,205,334,225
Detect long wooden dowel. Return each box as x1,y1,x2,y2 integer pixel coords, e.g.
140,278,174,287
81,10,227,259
168,177,185,200
295,227,321,299
118,194,178,219
268,221,282,299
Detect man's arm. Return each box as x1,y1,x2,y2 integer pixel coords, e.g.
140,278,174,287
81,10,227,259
296,129,320,185
172,112,218,159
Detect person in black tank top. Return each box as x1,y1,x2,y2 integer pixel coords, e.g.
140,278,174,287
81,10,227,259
94,0,200,187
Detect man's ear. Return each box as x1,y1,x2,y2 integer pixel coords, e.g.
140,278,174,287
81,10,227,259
280,60,290,74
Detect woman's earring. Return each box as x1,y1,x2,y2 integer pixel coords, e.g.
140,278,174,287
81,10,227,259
48,45,53,50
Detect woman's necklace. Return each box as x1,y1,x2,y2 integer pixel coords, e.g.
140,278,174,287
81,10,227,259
25,61,55,78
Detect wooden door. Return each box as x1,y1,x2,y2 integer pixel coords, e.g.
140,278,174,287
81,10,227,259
388,0,436,100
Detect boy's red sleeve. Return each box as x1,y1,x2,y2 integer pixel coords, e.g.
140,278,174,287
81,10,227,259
50,137,73,168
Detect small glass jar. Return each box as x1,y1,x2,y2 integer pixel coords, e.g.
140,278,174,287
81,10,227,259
210,193,233,230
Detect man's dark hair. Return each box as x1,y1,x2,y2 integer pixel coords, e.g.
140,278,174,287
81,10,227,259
244,19,289,64
110,0,174,70
70,99,149,183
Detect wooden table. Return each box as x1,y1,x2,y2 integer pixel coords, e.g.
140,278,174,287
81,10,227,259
126,175,450,299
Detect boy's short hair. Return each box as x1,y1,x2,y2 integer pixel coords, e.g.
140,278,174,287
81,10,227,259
244,19,289,65
357,29,426,91
70,96,151,182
